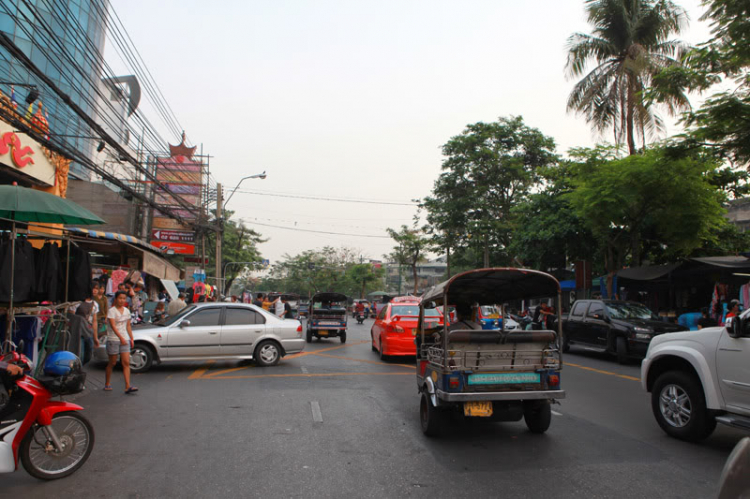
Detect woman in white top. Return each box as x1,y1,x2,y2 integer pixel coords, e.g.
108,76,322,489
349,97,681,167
105,291,138,394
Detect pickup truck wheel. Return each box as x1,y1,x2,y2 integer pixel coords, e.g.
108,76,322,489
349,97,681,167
615,336,628,364
420,392,445,437
562,332,570,353
524,400,552,434
652,371,716,442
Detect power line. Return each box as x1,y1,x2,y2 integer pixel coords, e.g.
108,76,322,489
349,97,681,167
233,189,418,206
241,220,391,238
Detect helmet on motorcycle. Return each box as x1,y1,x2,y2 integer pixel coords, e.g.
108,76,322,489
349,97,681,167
43,351,82,377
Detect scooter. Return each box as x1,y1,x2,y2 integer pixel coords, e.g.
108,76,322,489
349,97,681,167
356,311,366,324
0,348,94,480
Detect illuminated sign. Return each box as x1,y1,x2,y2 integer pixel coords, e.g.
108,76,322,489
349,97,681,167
0,121,55,186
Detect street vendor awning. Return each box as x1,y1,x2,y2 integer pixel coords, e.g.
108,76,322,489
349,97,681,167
66,227,160,254
617,263,682,281
690,256,750,269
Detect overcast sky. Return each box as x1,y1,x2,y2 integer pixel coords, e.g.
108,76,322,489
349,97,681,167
109,0,714,265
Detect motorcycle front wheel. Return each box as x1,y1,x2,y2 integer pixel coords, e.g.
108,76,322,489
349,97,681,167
21,411,95,480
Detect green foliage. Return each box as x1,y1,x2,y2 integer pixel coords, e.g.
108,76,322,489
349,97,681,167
566,0,690,154
386,225,430,294
566,146,727,271
421,116,557,268
205,212,266,295
257,247,384,298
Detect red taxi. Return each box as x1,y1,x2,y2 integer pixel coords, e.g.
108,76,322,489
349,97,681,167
371,298,443,359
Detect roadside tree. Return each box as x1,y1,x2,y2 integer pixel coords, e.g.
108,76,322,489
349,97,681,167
386,225,430,294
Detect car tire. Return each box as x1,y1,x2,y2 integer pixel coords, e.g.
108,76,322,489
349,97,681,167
340,332,347,344
615,336,628,365
371,331,377,352
420,392,445,437
306,329,312,343
524,400,552,434
651,371,716,442
379,339,387,361
562,331,570,353
129,343,154,374
255,340,281,367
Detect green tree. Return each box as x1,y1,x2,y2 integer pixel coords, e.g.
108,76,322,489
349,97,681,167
387,225,430,294
651,0,750,167
566,145,726,272
347,263,386,299
422,116,557,268
206,214,265,295
566,0,690,155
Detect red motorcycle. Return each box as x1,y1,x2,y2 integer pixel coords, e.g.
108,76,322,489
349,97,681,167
0,349,94,480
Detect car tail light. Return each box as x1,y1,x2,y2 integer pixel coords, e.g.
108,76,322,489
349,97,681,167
297,324,303,332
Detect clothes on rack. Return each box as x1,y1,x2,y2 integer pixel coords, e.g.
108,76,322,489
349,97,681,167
62,243,92,302
740,283,750,310
110,269,129,291
0,315,40,359
0,238,37,303
34,242,63,302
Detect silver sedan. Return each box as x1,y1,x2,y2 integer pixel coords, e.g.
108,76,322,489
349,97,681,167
93,302,305,373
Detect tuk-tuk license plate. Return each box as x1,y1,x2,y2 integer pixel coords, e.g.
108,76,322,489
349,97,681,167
318,330,328,336
464,401,493,417
467,373,541,385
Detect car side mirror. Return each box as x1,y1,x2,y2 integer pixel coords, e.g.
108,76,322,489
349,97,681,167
180,320,191,328
729,316,742,339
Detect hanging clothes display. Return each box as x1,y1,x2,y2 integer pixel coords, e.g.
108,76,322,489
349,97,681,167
62,243,92,302
0,238,37,303
0,316,39,359
34,242,63,303
110,269,128,291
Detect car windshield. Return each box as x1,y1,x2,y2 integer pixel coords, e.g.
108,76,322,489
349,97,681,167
605,303,658,320
313,302,346,308
391,305,440,317
159,305,197,326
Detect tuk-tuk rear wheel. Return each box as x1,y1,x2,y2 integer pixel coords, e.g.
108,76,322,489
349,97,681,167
420,392,445,437
524,400,552,434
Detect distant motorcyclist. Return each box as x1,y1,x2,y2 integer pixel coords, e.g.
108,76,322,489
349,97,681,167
355,301,365,315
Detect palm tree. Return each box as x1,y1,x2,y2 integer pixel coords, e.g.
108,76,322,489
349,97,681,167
566,0,691,154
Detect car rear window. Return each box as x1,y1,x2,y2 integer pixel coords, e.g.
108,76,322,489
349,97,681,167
571,302,587,316
390,306,441,317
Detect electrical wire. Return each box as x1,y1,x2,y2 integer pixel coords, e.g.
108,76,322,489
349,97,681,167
233,189,419,206
241,220,391,238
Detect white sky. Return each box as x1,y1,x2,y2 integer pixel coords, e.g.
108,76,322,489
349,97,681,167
109,0,715,265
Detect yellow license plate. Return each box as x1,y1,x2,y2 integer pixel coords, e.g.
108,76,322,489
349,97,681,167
318,330,328,336
464,401,493,417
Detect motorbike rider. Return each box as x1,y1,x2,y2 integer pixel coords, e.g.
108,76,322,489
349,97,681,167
355,301,366,316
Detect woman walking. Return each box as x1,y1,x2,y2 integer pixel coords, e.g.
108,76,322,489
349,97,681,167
105,291,138,394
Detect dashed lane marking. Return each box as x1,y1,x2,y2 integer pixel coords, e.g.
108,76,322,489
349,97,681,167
551,410,563,417
311,401,323,423
301,366,309,374
565,362,640,382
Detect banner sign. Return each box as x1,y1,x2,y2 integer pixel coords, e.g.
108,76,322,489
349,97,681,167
151,229,195,243
150,240,195,255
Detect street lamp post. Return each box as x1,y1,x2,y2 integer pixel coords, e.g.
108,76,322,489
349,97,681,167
216,172,267,294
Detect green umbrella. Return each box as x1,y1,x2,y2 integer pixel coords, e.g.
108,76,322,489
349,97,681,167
368,291,390,296
0,184,105,225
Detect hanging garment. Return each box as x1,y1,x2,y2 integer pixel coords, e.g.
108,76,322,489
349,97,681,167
62,244,92,302
110,269,128,291
0,238,37,303
0,316,38,359
34,242,63,303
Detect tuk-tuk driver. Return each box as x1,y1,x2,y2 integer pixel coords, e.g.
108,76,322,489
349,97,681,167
447,303,482,332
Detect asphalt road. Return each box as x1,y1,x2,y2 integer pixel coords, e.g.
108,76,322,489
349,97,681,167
5,317,746,498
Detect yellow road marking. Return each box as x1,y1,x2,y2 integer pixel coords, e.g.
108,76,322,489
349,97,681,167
284,340,368,360
188,360,214,379
312,352,415,369
566,361,640,382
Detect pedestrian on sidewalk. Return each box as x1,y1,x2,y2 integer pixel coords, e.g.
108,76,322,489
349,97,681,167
274,295,284,318
105,291,138,394
253,293,264,308
282,297,293,319
75,284,99,365
93,281,108,341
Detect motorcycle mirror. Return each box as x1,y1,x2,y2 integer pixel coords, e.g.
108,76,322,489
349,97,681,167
717,437,750,499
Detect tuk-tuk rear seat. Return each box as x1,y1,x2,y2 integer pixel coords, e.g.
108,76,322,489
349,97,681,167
447,329,556,344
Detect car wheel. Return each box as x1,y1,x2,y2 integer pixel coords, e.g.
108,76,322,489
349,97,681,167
255,340,281,367
129,344,154,373
379,339,387,361
562,331,570,353
420,392,445,437
371,331,377,352
340,332,347,344
652,371,716,442
306,329,312,343
615,336,628,364
524,400,552,434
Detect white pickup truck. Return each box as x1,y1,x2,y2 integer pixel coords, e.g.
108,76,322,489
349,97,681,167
641,313,750,441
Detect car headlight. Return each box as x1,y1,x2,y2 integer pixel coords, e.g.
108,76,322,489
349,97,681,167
633,326,652,340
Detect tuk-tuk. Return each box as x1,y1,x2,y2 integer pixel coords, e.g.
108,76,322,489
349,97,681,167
307,292,348,343
416,268,565,436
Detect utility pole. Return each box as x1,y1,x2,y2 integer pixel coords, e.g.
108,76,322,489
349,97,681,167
215,183,223,294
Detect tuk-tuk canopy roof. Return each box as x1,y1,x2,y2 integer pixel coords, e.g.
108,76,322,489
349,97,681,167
311,292,348,303
421,268,560,306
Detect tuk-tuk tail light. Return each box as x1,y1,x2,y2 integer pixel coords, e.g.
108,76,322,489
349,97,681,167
548,373,560,388
448,375,460,389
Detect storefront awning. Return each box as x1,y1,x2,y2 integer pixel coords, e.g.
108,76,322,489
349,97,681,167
690,256,750,269
67,227,161,254
617,263,683,281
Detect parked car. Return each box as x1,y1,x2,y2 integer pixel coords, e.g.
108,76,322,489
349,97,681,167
563,300,686,363
642,313,750,442
371,298,442,359
94,302,305,373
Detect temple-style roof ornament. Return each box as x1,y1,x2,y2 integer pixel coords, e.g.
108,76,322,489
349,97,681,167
168,131,196,159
